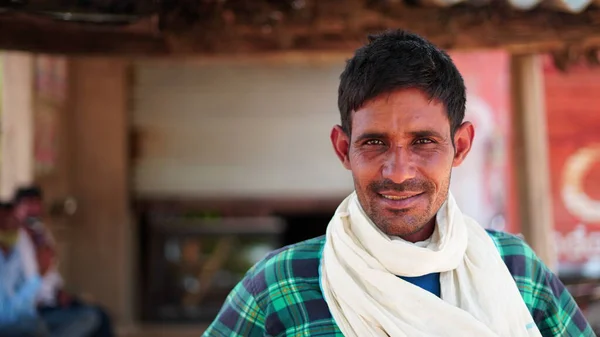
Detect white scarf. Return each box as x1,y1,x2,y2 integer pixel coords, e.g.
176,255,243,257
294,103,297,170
320,192,541,337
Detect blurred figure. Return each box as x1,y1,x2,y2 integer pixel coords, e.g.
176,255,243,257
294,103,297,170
13,187,113,337
0,202,47,337
1,202,97,337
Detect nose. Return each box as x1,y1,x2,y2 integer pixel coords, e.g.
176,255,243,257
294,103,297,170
381,146,417,183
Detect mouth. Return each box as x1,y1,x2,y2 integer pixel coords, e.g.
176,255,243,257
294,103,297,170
377,192,425,209
380,194,419,200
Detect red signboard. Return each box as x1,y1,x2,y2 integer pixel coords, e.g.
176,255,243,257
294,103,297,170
545,59,600,272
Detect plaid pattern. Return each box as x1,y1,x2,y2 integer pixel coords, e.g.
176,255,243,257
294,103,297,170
203,230,594,336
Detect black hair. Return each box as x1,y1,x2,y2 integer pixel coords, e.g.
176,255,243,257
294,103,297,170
0,202,13,212
338,29,466,138
13,186,43,205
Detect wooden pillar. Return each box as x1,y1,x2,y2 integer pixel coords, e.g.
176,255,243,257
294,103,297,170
511,54,557,270
0,52,35,200
67,57,133,325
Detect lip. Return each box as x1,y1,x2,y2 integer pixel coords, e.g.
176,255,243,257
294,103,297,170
377,191,425,210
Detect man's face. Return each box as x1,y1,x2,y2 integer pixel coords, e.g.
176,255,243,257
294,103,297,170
331,89,473,238
0,210,19,231
15,197,43,220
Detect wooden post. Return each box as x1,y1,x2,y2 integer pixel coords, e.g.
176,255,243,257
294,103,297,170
0,52,35,200
67,57,132,325
511,54,557,270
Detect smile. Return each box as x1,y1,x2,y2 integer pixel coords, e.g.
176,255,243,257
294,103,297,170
379,192,423,200
381,194,415,201
377,192,425,209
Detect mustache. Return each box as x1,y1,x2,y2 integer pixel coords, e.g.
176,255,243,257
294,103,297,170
368,178,434,193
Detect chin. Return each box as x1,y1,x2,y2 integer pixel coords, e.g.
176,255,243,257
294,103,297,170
370,216,418,236
388,225,427,238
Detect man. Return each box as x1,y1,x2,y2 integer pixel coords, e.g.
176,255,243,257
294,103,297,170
13,187,115,337
0,202,98,337
0,201,46,337
203,31,593,336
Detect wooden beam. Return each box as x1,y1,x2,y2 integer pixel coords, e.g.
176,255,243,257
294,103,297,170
3,4,600,57
0,13,167,55
0,52,35,199
156,2,600,58
511,55,557,270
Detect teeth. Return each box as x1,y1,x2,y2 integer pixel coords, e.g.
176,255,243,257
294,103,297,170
382,195,410,200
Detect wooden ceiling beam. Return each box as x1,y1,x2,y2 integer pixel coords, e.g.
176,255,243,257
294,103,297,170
0,13,167,55
1,5,600,58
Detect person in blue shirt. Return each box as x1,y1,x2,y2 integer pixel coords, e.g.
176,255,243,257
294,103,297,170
0,203,99,337
13,186,115,337
0,202,48,336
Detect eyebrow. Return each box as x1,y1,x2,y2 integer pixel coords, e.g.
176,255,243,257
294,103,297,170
409,130,446,140
354,129,447,144
353,132,387,144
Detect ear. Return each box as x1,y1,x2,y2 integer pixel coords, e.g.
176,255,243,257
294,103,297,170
331,125,352,170
452,122,474,167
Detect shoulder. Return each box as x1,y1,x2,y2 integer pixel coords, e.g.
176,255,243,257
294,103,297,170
243,235,325,297
205,236,330,336
227,236,326,332
486,229,535,262
485,230,547,304
16,228,36,258
485,230,594,336
263,235,326,268
17,228,32,244
485,230,546,285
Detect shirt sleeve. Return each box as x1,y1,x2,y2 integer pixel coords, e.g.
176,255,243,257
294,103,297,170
202,276,267,337
531,259,594,336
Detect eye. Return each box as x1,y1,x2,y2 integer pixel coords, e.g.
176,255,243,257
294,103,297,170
414,138,434,145
365,139,385,146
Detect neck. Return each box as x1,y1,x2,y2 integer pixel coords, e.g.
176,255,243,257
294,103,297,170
400,219,436,243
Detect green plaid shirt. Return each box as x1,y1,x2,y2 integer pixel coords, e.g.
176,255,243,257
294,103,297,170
203,230,593,336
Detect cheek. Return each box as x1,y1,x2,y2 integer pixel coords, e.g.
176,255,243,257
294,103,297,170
350,154,383,181
418,153,454,187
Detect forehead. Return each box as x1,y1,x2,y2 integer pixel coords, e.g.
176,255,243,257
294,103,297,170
351,89,449,134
